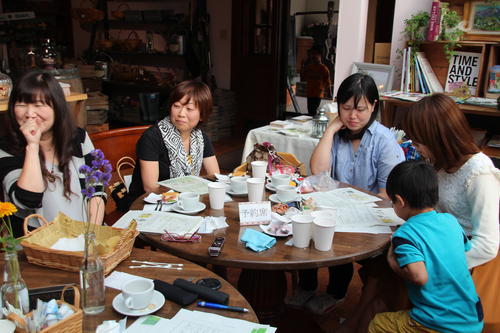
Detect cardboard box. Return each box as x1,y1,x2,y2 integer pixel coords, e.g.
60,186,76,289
374,43,391,65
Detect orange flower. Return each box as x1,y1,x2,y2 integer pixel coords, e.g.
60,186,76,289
0,202,17,218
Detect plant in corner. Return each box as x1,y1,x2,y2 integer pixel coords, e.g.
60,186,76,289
0,202,29,314
402,11,430,50
78,148,112,314
438,3,464,60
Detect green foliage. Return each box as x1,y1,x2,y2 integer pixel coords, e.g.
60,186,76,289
402,11,430,49
438,4,464,60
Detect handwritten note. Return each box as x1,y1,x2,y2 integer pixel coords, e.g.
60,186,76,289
238,201,272,225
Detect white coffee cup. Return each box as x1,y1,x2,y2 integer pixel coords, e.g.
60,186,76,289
291,213,313,248
122,279,154,310
230,176,248,193
312,217,336,251
271,173,291,187
276,185,297,202
247,177,265,202
251,161,267,179
178,192,200,211
208,182,226,210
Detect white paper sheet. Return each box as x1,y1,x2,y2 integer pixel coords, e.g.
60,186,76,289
158,175,211,195
335,225,392,234
105,271,152,291
113,210,202,234
370,207,405,226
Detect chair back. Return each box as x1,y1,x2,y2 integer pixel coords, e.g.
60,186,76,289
89,125,150,168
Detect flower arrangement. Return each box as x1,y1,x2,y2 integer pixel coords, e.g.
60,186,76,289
78,149,111,314
0,202,21,252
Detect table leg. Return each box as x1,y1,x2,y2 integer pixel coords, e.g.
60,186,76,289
237,269,287,322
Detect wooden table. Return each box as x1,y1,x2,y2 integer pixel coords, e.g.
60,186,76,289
131,186,391,321
0,93,88,128
8,248,257,332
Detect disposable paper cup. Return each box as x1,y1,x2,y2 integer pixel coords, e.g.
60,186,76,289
291,214,313,248
251,161,267,179
247,177,265,202
312,217,336,251
208,182,227,210
122,279,154,310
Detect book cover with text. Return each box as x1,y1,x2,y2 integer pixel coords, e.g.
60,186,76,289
445,51,481,96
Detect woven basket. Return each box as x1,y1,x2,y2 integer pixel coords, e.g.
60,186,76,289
233,152,307,177
21,213,138,275
13,285,82,333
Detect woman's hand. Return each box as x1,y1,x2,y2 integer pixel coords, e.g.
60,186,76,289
327,114,345,133
19,118,42,146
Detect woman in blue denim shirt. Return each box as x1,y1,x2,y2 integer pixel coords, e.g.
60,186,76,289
286,73,405,315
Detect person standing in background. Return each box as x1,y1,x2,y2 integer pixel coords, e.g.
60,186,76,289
301,47,331,116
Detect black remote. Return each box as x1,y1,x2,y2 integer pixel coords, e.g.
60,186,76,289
208,236,225,257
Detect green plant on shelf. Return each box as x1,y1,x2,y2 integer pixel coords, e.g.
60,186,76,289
438,3,464,60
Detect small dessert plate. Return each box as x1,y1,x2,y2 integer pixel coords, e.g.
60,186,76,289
269,193,301,204
112,290,165,317
226,189,248,197
260,223,293,237
172,202,206,215
265,183,277,192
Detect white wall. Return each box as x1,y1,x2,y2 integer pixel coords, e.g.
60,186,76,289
207,0,232,89
290,0,307,36
333,0,369,95
389,0,433,89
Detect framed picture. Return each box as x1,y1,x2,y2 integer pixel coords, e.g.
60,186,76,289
464,1,500,41
351,62,395,92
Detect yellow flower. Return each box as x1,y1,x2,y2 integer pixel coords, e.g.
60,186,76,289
0,202,17,218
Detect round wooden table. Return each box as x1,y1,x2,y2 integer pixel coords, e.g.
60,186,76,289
131,185,392,321
11,248,257,332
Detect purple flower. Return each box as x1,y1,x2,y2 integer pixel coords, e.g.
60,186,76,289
80,149,112,199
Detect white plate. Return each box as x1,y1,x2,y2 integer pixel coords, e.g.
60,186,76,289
226,189,248,197
260,223,293,237
172,202,206,214
112,290,165,317
143,193,177,205
269,193,301,204
265,183,277,192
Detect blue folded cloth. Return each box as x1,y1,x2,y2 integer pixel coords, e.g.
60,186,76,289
240,228,276,252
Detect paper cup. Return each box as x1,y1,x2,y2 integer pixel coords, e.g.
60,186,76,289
122,279,154,310
312,217,336,251
251,161,267,179
291,213,313,248
208,182,227,210
247,177,265,202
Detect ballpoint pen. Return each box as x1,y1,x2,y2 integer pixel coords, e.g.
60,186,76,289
197,301,249,313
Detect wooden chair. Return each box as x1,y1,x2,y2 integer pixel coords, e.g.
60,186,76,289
90,125,150,224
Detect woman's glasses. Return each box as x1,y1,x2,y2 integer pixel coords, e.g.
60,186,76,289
160,230,201,243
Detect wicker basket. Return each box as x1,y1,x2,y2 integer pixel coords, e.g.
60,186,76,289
233,152,307,177
21,213,138,275
13,285,82,333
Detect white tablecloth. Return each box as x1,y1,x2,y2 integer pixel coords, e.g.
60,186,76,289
242,122,320,175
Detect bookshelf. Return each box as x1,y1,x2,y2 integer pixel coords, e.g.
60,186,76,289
418,40,499,97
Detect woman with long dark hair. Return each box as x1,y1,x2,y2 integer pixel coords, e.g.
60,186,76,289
0,71,106,234
286,73,405,315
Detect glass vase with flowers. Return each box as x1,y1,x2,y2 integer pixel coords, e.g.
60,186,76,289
0,202,29,315
78,149,112,314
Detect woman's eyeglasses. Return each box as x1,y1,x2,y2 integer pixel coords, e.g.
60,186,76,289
160,230,201,243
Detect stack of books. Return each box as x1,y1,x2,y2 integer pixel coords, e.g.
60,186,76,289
400,48,443,94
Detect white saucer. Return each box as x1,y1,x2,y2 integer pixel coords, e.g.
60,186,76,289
172,202,206,214
265,183,277,192
112,290,165,317
269,193,301,204
226,189,248,197
260,223,293,237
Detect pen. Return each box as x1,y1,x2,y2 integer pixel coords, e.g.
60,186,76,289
197,301,249,313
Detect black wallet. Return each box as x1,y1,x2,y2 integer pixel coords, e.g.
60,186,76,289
153,279,197,306
173,278,229,304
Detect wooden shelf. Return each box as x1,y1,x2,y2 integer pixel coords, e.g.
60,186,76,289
0,93,87,113
106,52,185,67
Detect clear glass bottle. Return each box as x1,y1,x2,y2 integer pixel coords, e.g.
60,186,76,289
39,38,57,70
80,232,105,314
1,251,30,314
0,71,13,101
311,107,329,138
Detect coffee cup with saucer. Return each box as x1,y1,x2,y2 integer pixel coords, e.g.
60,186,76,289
228,176,248,195
112,279,165,316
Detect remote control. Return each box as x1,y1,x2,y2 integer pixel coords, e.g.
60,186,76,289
208,237,225,257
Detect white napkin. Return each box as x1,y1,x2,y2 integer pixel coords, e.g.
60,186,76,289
50,234,85,252
95,318,127,333
197,216,229,234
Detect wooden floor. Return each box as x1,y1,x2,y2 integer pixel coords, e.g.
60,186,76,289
212,135,362,333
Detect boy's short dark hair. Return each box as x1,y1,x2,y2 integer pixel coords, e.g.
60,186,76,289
386,160,439,209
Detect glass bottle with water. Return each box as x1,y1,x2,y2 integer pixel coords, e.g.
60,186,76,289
1,251,30,314
80,232,105,314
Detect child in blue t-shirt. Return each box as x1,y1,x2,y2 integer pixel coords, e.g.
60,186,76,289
369,160,483,333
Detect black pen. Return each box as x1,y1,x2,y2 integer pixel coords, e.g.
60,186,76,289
197,301,249,313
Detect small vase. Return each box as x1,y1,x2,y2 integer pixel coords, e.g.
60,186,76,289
1,251,30,314
80,232,105,314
